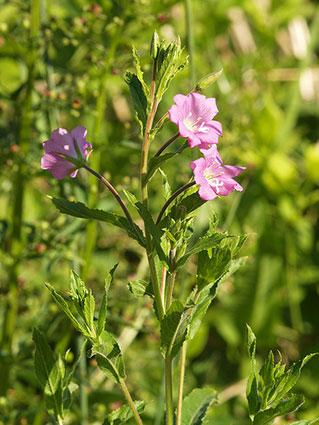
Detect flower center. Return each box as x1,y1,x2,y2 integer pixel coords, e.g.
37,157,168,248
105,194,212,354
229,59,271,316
183,113,209,133
204,169,224,194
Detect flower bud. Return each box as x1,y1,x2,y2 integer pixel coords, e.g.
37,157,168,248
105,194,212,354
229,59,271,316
195,69,223,92
150,30,159,59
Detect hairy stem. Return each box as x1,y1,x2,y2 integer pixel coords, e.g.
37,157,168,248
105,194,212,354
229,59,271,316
119,378,144,425
139,58,165,320
154,132,180,157
160,266,167,307
156,181,196,224
176,342,187,425
82,164,134,226
164,356,174,425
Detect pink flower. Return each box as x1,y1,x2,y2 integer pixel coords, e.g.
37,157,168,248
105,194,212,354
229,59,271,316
41,127,92,180
168,93,222,149
191,148,245,201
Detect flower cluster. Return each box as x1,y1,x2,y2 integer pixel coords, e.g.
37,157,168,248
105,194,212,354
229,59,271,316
169,93,244,200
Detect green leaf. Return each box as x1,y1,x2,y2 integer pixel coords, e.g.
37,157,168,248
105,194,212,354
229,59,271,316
52,198,145,247
246,325,260,416
70,270,86,300
247,325,257,360
159,168,172,200
104,400,145,425
187,290,212,341
181,387,217,425
132,46,149,96
33,329,64,419
128,279,153,298
155,38,187,102
91,330,126,383
136,201,169,266
83,290,95,333
0,57,27,95
160,301,192,358
268,353,318,405
253,394,304,425
45,283,91,337
176,233,227,269
97,265,117,336
197,248,232,291
125,71,148,132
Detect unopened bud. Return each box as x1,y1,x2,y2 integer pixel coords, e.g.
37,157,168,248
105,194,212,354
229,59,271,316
150,30,159,59
195,69,223,92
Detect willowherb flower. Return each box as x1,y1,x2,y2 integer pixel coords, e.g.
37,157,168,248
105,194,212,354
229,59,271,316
191,148,245,201
168,92,222,149
41,127,92,180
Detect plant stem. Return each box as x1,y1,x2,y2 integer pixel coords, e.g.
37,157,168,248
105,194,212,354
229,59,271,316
165,272,176,311
57,416,64,425
82,164,134,226
139,57,165,320
156,181,196,224
176,342,187,425
119,378,143,425
154,132,180,157
78,336,89,425
164,356,174,425
160,266,167,306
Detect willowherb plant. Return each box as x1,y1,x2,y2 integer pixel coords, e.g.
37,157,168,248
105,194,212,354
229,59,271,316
35,33,317,425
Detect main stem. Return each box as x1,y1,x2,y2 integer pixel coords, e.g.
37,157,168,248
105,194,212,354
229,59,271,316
176,342,187,425
119,378,143,425
140,61,165,321
164,356,174,425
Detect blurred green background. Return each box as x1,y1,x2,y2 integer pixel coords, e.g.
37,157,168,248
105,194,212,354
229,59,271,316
0,0,319,424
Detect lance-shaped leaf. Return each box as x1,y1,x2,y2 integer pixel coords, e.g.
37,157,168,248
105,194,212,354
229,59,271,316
104,400,145,425
45,283,91,337
91,330,126,383
246,325,261,416
33,329,64,420
181,387,217,425
196,248,232,291
160,301,192,358
136,201,170,266
125,71,148,133
155,38,188,102
175,233,227,269
253,394,304,425
97,264,118,336
52,197,145,247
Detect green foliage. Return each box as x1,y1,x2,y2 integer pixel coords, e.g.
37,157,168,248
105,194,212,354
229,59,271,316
160,301,191,358
52,197,146,247
91,330,126,383
33,329,77,422
155,36,187,102
47,267,127,384
246,326,318,424
181,387,217,425
104,400,145,425
125,71,148,134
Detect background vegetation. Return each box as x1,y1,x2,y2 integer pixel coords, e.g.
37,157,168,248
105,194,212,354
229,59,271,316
0,0,319,423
